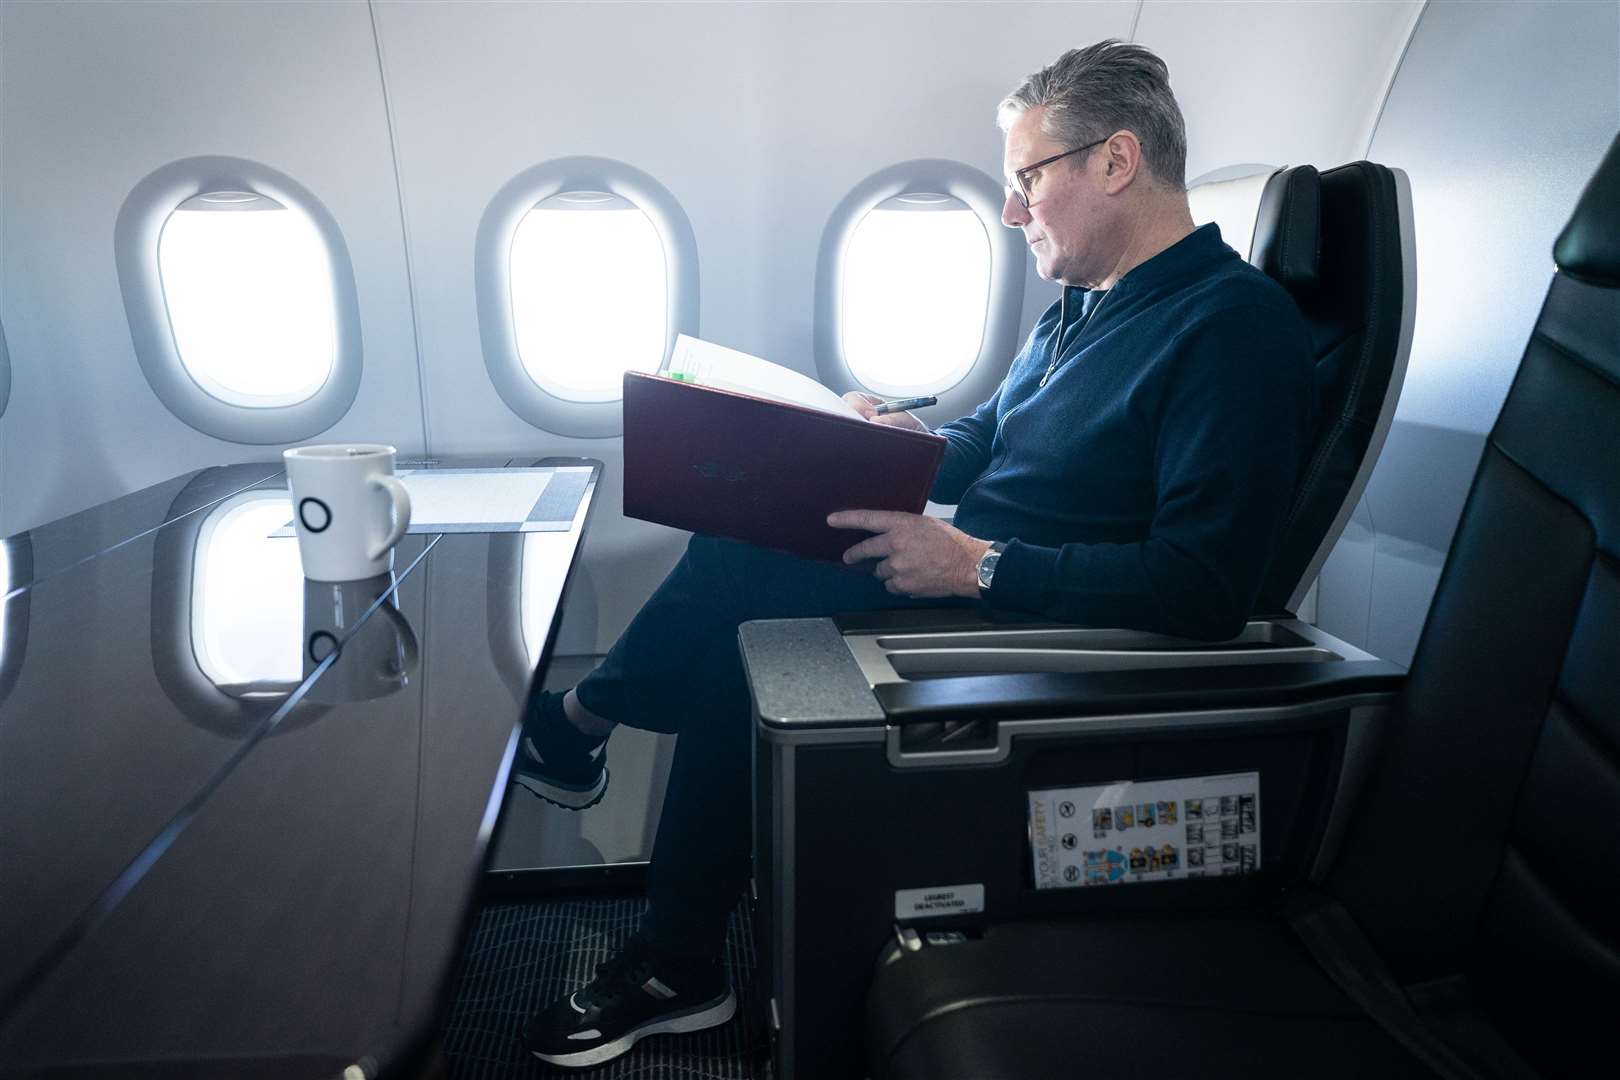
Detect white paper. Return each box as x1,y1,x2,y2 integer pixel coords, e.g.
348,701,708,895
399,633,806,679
665,334,862,418
273,468,569,536
397,470,552,527
1028,772,1261,889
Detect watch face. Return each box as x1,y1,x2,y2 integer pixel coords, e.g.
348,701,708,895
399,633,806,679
978,547,1001,589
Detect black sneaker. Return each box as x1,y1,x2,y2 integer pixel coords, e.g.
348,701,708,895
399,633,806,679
522,934,736,1068
510,690,610,810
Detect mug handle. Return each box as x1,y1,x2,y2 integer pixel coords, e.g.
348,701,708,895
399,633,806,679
376,599,421,677
368,474,412,559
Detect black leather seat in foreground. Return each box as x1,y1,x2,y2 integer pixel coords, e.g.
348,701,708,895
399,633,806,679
866,133,1620,1080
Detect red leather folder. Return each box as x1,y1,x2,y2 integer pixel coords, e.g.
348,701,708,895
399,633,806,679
623,371,947,562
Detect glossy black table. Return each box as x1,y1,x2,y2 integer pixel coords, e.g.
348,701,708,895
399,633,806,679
0,457,600,1078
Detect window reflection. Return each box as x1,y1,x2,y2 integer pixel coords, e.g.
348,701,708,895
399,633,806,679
842,194,990,397
0,542,12,675
510,192,667,402
0,537,29,710
518,531,575,669
191,492,304,693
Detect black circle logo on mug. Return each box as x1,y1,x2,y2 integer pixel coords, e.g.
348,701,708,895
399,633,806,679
307,630,340,665
299,497,332,533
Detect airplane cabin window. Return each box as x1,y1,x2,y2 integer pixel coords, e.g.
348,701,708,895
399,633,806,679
159,192,338,408
814,160,1024,418
510,192,667,403
190,492,304,694
115,157,363,444
842,194,991,397
1186,166,1281,261
476,158,699,437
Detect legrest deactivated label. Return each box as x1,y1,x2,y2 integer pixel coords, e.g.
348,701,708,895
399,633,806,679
894,883,986,920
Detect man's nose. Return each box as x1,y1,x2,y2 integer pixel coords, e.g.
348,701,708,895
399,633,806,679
1001,188,1028,228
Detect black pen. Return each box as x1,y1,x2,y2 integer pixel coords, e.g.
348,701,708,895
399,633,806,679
872,395,938,415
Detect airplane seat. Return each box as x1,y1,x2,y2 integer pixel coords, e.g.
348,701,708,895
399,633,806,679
859,132,1620,1079
1251,161,1411,615
743,158,1416,1080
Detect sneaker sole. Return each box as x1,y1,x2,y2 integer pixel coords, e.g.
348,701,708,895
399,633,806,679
512,766,609,811
529,988,737,1069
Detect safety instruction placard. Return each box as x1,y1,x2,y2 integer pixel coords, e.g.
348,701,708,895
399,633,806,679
1028,772,1260,889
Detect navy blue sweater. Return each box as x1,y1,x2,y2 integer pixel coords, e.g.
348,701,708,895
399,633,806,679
935,223,1315,639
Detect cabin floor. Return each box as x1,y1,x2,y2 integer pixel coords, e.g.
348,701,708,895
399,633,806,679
443,896,769,1079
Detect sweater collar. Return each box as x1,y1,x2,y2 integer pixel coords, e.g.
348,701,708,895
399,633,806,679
1063,222,1232,308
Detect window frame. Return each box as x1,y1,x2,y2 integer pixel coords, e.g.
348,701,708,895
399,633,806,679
814,159,1024,419
0,318,11,420
115,157,362,444
476,157,699,438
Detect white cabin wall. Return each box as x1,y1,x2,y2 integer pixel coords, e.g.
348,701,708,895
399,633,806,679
1314,0,1620,664
0,1,426,536
1138,0,1422,182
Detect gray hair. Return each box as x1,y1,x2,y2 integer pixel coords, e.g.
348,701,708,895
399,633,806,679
998,41,1188,191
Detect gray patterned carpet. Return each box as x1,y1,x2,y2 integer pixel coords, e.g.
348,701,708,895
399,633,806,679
442,897,768,1080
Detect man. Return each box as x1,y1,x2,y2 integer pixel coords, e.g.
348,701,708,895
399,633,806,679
518,40,1315,1068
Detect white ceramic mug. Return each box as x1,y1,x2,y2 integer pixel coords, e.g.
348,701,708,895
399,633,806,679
283,444,412,582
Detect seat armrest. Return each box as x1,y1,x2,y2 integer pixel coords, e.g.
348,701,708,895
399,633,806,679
874,659,1405,723
835,607,1302,635
834,607,1054,634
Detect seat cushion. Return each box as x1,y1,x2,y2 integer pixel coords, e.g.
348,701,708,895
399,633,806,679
867,915,1435,1080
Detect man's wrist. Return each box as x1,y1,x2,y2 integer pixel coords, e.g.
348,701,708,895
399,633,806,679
965,538,996,597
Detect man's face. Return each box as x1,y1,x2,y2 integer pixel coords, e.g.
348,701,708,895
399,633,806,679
1001,107,1108,287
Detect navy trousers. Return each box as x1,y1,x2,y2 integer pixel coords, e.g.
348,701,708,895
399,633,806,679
572,533,968,958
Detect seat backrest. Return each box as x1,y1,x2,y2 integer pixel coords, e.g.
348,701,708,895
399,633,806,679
1324,132,1620,1077
1249,161,1414,614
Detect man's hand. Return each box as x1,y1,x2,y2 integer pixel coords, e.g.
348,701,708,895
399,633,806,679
843,392,930,433
827,509,992,598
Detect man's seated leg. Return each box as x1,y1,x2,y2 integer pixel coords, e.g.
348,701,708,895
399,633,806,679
510,528,757,810
523,928,737,1070
512,531,956,810
521,533,964,1066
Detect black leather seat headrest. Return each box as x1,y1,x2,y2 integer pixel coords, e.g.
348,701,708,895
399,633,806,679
1250,165,1321,297
1554,130,1620,287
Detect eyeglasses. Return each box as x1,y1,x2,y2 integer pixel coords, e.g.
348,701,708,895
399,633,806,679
1005,138,1107,209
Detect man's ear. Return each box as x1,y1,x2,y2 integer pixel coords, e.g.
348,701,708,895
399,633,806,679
1100,130,1142,195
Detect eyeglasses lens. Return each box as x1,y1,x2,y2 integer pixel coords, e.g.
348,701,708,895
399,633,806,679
1006,175,1030,210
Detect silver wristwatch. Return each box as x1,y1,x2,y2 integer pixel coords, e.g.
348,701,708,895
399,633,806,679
976,541,1008,593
